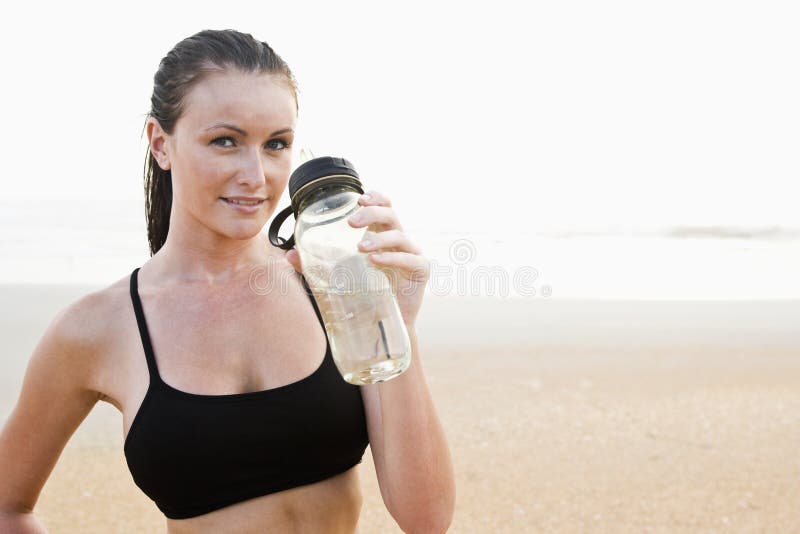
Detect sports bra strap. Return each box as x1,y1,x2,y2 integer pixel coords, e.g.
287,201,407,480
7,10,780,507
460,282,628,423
130,267,161,380
297,272,326,331
129,267,325,380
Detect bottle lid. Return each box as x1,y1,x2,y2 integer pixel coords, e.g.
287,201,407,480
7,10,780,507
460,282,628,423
268,156,364,250
288,156,361,204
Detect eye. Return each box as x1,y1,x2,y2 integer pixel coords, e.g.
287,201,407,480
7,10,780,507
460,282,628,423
211,137,236,148
266,138,291,151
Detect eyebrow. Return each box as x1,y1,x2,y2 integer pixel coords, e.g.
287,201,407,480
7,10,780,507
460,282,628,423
204,123,294,137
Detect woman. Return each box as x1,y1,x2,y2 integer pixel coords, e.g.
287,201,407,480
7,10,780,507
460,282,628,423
0,29,455,533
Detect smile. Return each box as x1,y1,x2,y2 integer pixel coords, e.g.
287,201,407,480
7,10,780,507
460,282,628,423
222,198,263,206
221,198,265,213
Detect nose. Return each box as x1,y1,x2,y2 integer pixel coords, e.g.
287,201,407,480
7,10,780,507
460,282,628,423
237,148,268,189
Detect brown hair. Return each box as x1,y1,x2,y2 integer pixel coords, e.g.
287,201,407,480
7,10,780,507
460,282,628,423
143,29,298,256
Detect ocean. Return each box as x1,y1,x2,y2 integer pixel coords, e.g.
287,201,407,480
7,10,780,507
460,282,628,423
1,207,798,300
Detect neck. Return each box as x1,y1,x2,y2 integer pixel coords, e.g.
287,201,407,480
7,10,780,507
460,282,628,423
152,216,283,288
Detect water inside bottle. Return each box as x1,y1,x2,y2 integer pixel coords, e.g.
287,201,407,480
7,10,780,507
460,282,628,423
296,195,411,384
317,287,410,384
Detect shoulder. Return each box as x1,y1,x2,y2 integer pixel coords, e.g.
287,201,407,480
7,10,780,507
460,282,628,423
50,275,130,345
0,275,139,509
34,273,133,386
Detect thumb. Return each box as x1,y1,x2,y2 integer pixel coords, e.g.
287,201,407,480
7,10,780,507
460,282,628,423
285,248,302,273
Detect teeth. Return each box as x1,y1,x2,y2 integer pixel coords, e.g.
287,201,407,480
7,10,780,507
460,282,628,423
226,199,261,206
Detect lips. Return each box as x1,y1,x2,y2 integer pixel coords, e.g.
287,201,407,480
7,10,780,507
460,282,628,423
220,197,266,214
221,197,264,206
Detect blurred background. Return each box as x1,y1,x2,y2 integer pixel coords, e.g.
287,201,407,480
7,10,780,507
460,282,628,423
1,0,798,298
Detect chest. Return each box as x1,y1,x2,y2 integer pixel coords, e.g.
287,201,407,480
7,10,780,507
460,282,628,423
140,283,328,395
116,270,372,519
122,336,370,520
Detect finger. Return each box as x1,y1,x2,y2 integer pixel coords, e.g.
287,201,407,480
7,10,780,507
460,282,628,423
359,190,392,207
348,205,403,231
368,251,430,281
358,229,422,255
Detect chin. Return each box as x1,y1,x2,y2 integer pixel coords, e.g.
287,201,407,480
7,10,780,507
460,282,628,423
221,222,266,242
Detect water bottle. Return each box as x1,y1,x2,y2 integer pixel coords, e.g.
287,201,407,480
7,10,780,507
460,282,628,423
268,156,411,384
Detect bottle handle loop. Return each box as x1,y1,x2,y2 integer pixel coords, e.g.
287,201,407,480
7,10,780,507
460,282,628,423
268,205,296,250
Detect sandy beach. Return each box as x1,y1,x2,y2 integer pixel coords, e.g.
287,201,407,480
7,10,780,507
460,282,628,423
2,284,799,532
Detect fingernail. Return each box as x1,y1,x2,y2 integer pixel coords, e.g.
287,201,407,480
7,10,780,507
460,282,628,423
350,213,363,224
360,193,371,202
359,239,372,249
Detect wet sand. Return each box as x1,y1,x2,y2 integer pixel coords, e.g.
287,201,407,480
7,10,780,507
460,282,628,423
2,284,799,532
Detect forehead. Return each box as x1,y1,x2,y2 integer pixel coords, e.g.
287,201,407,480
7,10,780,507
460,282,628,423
179,70,297,133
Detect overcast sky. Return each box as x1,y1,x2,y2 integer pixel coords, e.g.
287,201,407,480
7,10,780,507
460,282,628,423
2,0,798,239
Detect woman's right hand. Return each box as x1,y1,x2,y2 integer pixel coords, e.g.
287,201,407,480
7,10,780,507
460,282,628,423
0,294,105,532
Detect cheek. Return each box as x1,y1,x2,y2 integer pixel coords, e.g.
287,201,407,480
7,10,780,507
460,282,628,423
268,157,293,185
174,159,227,204
202,160,233,184
191,152,233,185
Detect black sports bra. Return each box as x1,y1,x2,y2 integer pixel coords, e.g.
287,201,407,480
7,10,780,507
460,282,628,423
124,267,369,519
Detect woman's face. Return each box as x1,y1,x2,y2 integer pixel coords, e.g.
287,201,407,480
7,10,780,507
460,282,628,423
150,69,297,243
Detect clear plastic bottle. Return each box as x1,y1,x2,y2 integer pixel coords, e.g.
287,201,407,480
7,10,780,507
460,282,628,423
268,157,411,384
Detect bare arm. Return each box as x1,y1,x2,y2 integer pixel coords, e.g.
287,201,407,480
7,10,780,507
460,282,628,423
361,327,456,533
285,188,456,531
0,298,102,532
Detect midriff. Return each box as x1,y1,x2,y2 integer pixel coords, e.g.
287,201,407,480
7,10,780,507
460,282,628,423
164,466,363,534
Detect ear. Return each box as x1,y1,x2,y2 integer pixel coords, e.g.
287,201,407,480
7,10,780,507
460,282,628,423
146,118,172,171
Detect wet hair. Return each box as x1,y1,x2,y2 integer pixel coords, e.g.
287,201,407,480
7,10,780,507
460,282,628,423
143,29,298,256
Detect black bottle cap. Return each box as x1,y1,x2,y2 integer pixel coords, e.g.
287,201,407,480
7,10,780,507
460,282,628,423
288,156,360,200
268,156,364,250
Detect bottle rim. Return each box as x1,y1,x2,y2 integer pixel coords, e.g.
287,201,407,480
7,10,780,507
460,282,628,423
291,174,364,214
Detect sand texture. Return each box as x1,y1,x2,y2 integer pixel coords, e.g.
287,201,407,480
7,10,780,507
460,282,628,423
2,285,798,532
